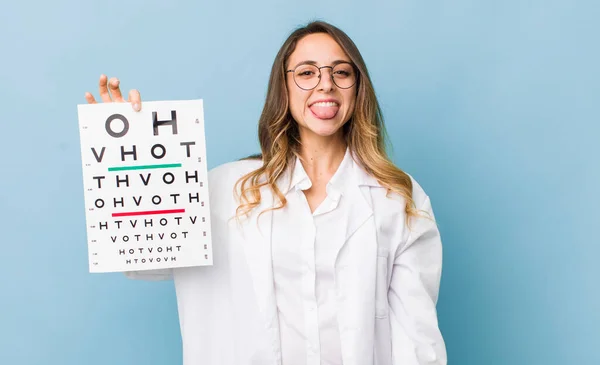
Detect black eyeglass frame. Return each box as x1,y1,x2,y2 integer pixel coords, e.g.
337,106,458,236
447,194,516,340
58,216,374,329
285,62,359,90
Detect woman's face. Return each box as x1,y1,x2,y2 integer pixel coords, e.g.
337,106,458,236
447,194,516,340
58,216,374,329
286,33,357,140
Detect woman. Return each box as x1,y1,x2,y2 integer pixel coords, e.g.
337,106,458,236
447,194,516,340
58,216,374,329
85,21,447,365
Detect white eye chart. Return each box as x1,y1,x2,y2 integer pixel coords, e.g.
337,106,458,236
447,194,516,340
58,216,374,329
77,99,212,273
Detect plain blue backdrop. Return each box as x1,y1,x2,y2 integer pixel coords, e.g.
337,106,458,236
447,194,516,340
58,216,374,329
1,1,598,364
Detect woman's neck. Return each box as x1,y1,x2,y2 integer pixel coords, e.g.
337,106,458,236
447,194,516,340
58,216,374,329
297,131,347,182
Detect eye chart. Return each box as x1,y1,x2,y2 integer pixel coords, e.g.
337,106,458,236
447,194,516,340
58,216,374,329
77,100,212,273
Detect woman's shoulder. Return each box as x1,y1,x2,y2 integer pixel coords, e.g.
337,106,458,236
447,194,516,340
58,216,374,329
406,173,430,207
367,170,433,221
206,157,263,209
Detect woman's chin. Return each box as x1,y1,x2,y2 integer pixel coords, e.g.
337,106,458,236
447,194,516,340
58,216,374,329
304,123,342,138
300,115,345,137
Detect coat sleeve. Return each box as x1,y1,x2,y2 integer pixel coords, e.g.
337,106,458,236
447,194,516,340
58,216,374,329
389,194,447,364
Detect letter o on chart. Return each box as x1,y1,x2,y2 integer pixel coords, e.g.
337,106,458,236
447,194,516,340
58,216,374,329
163,173,175,184
151,144,166,159
105,114,129,138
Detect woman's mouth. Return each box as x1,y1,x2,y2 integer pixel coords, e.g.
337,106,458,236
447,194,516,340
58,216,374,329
309,101,340,119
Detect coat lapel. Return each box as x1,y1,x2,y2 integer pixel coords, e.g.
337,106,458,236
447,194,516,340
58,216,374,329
237,185,281,354
344,183,374,240
332,155,381,264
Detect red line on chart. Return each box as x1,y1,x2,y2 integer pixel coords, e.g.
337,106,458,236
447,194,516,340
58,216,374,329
111,209,186,217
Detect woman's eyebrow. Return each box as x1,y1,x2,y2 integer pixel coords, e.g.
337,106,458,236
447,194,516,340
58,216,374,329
290,60,317,69
290,59,351,69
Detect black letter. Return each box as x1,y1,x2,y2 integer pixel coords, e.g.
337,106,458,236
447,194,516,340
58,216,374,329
153,110,178,135
91,147,106,162
163,173,175,184
185,170,199,183
93,176,105,188
189,193,199,203
120,145,137,161
151,144,166,159
180,141,195,157
140,173,151,186
116,175,129,187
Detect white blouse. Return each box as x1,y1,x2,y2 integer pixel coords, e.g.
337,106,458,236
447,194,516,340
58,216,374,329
271,148,354,365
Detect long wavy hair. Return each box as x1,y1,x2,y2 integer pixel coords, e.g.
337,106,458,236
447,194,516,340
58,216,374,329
234,20,419,223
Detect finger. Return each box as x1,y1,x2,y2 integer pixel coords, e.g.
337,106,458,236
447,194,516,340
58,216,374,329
85,92,97,104
98,74,111,102
109,77,124,102
128,89,142,112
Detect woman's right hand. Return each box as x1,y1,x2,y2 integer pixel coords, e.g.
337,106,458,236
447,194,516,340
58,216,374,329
85,74,142,112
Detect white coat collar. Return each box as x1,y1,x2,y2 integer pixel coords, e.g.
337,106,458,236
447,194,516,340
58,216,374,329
278,147,382,195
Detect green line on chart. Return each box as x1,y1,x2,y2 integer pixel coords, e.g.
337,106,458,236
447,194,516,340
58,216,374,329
108,163,182,172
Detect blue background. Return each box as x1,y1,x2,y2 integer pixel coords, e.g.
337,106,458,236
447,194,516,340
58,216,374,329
1,1,598,364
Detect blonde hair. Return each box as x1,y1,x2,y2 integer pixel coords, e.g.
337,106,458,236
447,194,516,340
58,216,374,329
234,21,419,224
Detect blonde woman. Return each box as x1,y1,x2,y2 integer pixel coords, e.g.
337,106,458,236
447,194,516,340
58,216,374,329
85,21,447,365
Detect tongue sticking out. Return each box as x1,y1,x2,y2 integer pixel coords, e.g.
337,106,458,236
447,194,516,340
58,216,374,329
310,104,339,119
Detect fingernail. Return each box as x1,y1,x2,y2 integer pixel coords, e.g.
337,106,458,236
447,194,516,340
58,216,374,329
133,103,140,111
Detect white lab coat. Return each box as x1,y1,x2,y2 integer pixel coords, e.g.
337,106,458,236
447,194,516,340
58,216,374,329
126,157,447,365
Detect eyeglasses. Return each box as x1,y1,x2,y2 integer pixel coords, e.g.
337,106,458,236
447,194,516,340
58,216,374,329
286,62,357,90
